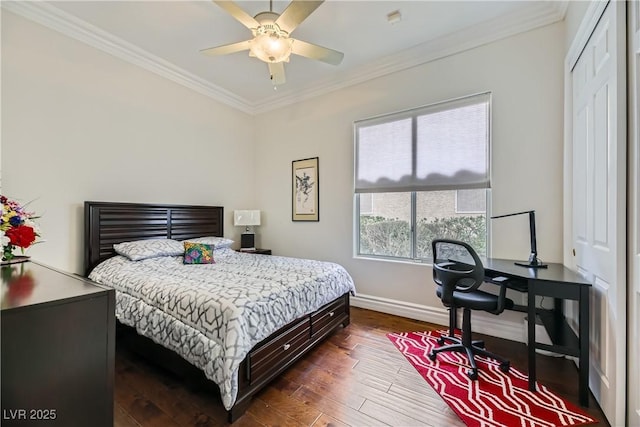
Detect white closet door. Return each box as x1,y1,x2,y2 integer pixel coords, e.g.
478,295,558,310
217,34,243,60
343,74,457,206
570,1,626,425
628,1,640,426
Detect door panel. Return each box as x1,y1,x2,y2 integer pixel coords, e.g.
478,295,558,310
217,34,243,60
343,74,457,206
573,85,589,245
593,83,610,248
590,277,608,377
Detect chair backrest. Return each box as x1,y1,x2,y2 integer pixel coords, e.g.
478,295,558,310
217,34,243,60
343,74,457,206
432,239,485,305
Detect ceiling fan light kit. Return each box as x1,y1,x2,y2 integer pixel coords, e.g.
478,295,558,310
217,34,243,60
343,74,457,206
249,25,293,63
203,0,344,86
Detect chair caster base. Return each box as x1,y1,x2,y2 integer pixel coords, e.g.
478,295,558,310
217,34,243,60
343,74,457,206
428,351,437,362
467,369,478,380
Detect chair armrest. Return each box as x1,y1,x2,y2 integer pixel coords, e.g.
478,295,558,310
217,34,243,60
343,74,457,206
441,279,456,305
487,280,510,314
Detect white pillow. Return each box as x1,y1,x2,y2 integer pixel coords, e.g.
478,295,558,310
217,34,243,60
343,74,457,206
183,236,234,249
114,239,184,261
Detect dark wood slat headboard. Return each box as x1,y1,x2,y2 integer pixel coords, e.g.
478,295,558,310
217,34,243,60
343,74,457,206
84,201,224,275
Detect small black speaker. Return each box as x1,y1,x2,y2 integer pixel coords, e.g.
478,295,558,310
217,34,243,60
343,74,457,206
240,233,255,249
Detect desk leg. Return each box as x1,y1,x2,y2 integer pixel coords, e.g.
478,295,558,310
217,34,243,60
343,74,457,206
579,286,590,407
554,297,563,316
528,287,537,392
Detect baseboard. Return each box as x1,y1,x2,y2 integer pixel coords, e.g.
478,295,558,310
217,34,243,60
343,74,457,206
351,293,525,343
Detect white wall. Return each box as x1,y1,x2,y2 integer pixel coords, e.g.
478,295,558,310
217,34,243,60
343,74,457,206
1,11,256,273
2,10,567,339
254,22,566,331
564,0,591,51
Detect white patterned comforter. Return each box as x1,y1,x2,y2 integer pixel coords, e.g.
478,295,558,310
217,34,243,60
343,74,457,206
88,248,356,410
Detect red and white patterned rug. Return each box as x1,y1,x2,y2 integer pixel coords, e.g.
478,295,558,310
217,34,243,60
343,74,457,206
387,330,597,427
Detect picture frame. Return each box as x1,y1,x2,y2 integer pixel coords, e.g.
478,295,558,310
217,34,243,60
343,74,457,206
292,157,319,221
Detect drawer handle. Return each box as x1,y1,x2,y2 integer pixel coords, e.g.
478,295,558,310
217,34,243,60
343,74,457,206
283,343,291,351
329,311,335,317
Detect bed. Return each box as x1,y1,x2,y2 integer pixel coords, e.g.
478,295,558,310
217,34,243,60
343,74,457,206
83,201,355,422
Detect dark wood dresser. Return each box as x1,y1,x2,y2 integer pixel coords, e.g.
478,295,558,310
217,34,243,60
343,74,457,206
1,261,115,426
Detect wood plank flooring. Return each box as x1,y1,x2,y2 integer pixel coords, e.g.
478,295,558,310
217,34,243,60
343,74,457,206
114,307,609,426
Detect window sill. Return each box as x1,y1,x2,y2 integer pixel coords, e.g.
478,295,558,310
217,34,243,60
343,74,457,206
353,254,433,267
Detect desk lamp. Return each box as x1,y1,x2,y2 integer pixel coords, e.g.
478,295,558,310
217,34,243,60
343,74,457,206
233,210,261,250
491,210,548,268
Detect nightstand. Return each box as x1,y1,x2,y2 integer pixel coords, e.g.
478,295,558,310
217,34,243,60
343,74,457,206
237,248,272,255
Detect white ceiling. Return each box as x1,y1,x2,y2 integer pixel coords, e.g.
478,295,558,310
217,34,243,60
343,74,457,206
5,1,566,114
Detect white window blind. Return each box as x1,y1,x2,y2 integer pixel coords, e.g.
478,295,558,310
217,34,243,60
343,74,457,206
354,93,491,193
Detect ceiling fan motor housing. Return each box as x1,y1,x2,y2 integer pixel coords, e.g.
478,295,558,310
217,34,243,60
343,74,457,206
253,11,280,25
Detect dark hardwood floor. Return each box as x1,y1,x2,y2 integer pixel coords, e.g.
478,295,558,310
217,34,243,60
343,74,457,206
114,307,609,426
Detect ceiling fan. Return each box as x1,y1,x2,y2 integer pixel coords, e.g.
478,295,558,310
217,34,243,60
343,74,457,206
201,0,344,86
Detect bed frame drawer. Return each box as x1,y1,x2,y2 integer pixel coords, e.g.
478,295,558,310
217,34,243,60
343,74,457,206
247,317,311,384
311,295,348,337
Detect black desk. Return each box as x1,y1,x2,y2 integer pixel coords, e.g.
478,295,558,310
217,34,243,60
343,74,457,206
483,258,592,407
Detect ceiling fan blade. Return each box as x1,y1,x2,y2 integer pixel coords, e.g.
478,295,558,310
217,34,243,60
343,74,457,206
200,40,251,56
275,0,324,34
268,62,286,86
292,39,344,65
213,1,259,29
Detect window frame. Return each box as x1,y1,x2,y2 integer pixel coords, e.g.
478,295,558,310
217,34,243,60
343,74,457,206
354,93,492,263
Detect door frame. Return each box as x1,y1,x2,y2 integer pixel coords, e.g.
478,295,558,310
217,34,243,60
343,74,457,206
627,1,640,425
563,1,627,425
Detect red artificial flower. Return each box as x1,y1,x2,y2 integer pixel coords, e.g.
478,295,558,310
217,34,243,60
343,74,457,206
6,225,37,248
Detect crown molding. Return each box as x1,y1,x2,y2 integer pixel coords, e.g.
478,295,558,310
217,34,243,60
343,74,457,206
1,1,253,115
3,1,566,116
552,0,570,21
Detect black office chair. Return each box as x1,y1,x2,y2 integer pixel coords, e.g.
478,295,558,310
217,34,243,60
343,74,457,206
428,239,513,380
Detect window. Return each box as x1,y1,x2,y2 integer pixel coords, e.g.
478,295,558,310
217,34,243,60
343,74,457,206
455,189,486,214
354,93,491,261
359,193,373,215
